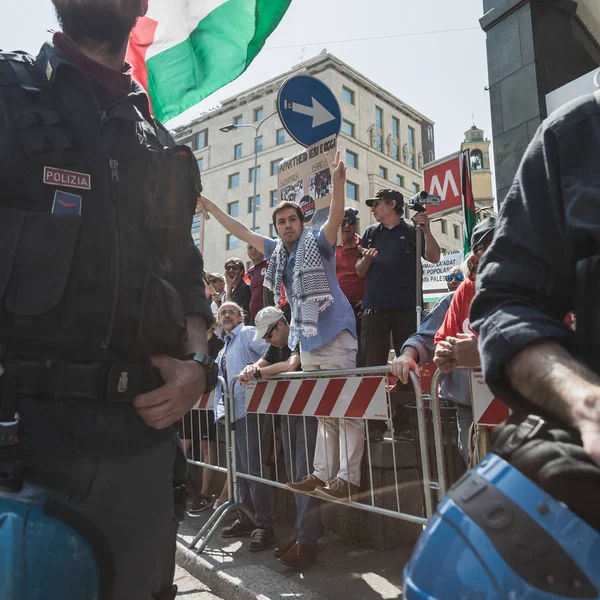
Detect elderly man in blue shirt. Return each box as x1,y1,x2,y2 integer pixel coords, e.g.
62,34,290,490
212,301,271,551
390,292,473,464
197,152,363,502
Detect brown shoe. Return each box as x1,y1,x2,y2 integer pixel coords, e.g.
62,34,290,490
314,478,359,501
278,542,318,568
285,474,326,493
273,537,297,558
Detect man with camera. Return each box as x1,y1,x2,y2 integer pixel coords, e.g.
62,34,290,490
357,188,441,371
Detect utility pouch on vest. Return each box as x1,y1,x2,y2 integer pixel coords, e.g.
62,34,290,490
147,145,198,256
138,274,186,352
0,205,80,320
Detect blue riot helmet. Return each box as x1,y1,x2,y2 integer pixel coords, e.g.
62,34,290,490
0,485,114,600
404,453,600,599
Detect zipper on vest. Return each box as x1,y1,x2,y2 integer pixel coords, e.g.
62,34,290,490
101,158,121,350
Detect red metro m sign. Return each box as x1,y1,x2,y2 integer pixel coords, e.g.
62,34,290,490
423,151,463,217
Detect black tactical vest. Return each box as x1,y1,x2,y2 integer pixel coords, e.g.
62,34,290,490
0,50,201,363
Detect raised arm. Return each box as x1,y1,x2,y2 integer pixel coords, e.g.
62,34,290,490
197,195,267,254
322,151,346,246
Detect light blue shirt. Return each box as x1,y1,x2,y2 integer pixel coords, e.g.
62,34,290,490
264,226,357,352
214,324,269,422
401,293,471,406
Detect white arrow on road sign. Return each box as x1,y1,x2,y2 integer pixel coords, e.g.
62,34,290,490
285,97,335,128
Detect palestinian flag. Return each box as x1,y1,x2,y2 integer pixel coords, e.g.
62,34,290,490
461,149,477,255
126,0,292,123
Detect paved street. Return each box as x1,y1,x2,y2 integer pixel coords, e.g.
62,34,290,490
174,565,222,600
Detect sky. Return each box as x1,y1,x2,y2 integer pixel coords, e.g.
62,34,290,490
0,0,493,163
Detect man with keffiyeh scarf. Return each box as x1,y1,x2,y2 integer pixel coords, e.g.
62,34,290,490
197,151,364,507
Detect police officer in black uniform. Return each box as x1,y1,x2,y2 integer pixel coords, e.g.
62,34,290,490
0,2,216,599
470,90,600,532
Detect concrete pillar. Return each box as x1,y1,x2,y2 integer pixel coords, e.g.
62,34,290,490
480,0,600,204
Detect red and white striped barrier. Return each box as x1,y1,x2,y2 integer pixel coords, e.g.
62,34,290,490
470,370,510,426
244,376,389,420
192,391,215,410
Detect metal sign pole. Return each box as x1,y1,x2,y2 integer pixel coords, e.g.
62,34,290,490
415,222,423,329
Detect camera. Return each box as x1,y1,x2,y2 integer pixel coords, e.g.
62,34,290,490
408,191,442,213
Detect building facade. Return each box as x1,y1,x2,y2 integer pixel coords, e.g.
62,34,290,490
173,52,435,272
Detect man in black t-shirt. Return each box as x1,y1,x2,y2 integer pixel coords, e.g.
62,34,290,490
239,307,320,569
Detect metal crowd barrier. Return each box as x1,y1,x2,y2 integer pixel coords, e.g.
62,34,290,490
181,366,448,553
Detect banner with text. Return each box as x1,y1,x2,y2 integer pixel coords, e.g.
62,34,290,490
277,135,337,230
422,251,462,302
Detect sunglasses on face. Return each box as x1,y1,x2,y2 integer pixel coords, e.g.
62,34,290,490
225,265,240,272
341,217,357,227
207,279,220,285
445,273,465,282
263,321,280,340
219,309,239,317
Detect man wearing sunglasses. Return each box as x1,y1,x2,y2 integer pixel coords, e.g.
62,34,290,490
239,307,320,568
336,208,367,356
445,266,464,292
224,259,251,323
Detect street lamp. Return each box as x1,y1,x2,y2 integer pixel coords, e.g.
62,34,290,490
220,109,278,233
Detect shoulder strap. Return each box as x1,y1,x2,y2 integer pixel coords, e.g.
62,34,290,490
364,225,378,249
0,51,42,92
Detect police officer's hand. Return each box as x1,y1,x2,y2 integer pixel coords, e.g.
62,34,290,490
358,245,378,261
196,195,215,214
390,352,420,385
133,355,207,429
412,212,431,233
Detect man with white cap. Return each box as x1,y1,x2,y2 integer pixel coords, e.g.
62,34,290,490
240,307,320,568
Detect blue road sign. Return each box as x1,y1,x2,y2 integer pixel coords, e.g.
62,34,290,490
277,75,341,148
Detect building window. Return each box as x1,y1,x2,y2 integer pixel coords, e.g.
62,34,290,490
427,125,434,141
196,129,208,149
392,117,400,139
254,107,263,122
441,220,447,235
248,195,260,213
408,126,415,169
276,128,285,145
346,181,358,201
183,138,194,150
227,201,239,217
234,143,242,160
270,159,281,176
255,136,263,153
228,172,240,189
234,115,243,126
269,223,278,239
342,119,355,137
197,157,204,172
453,224,461,239
379,166,387,179
376,134,382,152
396,174,404,187
270,189,279,207
342,86,355,105
393,143,399,161
412,182,420,193
226,234,239,250
375,107,383,129
346,150,358,169
249,166,261,183
428,150,434,163
191,214,201,247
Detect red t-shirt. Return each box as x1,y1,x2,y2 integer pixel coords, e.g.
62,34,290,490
335,233,366,304
247,260,269,322
435,280,477,344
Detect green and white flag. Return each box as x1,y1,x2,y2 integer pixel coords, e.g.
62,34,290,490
127,0,292,122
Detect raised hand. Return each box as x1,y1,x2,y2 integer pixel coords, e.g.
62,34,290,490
326,150,346,187
196,195,215,214
358,245,378,261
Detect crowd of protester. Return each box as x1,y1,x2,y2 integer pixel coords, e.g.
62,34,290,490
178,151,494,567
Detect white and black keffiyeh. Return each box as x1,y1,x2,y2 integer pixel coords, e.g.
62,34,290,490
264,227,332,346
